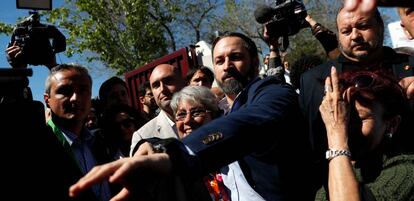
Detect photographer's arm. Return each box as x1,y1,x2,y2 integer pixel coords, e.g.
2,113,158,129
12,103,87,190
306,15,340,59
263,25,285,82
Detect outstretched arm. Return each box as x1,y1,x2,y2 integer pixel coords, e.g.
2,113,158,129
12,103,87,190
69,152,171,201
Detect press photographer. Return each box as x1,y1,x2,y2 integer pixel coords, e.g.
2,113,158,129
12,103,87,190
6,11,66,69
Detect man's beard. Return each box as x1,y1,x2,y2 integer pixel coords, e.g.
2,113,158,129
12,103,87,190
217,67,251,96
218,79,244,96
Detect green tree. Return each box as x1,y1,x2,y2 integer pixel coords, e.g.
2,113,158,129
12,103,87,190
1,0,224,74
152,0,222,50
45,0,171,75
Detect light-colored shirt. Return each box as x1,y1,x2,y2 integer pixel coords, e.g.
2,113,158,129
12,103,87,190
221,162,265,201
61,128,112,201
219,93,264,200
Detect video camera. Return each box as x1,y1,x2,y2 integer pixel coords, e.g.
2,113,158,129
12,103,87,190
255,0,308,37
8,11,66,67
254,0,308,50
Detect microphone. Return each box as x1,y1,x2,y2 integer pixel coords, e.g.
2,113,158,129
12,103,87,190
254,4,275,24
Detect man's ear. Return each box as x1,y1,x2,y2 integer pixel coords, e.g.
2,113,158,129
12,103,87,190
44,93,50,108
139,96,145,104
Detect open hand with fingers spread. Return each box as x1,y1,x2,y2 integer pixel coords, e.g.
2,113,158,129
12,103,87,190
69,153,172,201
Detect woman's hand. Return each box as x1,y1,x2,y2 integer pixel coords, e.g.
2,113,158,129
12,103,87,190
319,67,350,150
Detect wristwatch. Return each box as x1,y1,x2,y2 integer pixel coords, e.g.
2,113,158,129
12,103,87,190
325,149,352,161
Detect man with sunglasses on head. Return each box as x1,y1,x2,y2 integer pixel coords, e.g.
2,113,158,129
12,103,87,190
299,2,414,194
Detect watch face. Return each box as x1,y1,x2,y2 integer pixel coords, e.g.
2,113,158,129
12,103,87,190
325,150,334,159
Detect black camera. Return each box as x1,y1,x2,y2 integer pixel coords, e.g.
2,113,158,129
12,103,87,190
255,0,308,38
8,11,66,67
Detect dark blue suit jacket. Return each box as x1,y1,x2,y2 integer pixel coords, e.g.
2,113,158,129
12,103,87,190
180,76,314,200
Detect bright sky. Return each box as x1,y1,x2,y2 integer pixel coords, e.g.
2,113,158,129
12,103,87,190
0,0,113,105
0,1,400,105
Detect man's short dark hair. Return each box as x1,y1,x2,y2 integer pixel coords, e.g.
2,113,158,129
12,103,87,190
139,81,151,97
185,66,214,85
45,64,92,94
99,76,127,101
212,32,259,66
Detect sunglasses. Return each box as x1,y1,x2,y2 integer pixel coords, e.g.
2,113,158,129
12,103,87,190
340,72,377,90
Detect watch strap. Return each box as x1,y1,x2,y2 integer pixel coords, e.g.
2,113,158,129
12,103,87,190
326,149,351,161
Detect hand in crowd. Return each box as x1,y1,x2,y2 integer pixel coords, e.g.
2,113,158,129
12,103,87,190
319,67,350,150
343,0,377,12
262,25,279,50
6,41,22,59
399,76,414,99
134,142,156,156
5,41,26,68
69,152,172,201
343,0,414,11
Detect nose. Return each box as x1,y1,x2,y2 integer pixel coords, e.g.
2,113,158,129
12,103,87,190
183,113,193,124
350,28,361,40
69,92,78,102
158,82,166,93
223,57,233,71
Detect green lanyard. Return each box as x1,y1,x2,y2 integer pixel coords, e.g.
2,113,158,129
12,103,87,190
47,119,81,170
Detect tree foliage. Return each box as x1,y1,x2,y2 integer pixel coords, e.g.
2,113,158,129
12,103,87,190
45,0,171,75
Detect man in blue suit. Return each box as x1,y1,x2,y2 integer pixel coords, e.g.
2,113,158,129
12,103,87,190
69,32,314,201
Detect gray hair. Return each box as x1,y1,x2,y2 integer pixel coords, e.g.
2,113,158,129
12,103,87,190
45,64,92,94
170,86,219,117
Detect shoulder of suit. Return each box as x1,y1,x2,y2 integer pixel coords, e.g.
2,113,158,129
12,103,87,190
136,115,159,135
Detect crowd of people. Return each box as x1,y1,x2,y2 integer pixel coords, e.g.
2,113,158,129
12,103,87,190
3,0,414,200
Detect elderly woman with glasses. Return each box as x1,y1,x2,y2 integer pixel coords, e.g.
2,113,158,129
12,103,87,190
170,85,228,201
317,67,414,201
170,85,221,139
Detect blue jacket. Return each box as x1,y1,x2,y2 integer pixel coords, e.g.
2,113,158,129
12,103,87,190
178,76,314,200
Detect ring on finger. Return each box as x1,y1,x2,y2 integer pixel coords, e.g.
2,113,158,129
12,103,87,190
324,85,333,94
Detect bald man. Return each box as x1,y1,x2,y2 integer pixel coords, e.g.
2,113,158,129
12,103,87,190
130,64,185,155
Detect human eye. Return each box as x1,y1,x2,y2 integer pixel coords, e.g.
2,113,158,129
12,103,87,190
56,85,73,96
151,81,160,89
341,28,351,35
214,58,224,65
230,53,243,61
405,8,413,15
176,111,187,121
191,109,205,117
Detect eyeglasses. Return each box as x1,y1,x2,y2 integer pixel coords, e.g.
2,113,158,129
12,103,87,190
175,109,210,121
